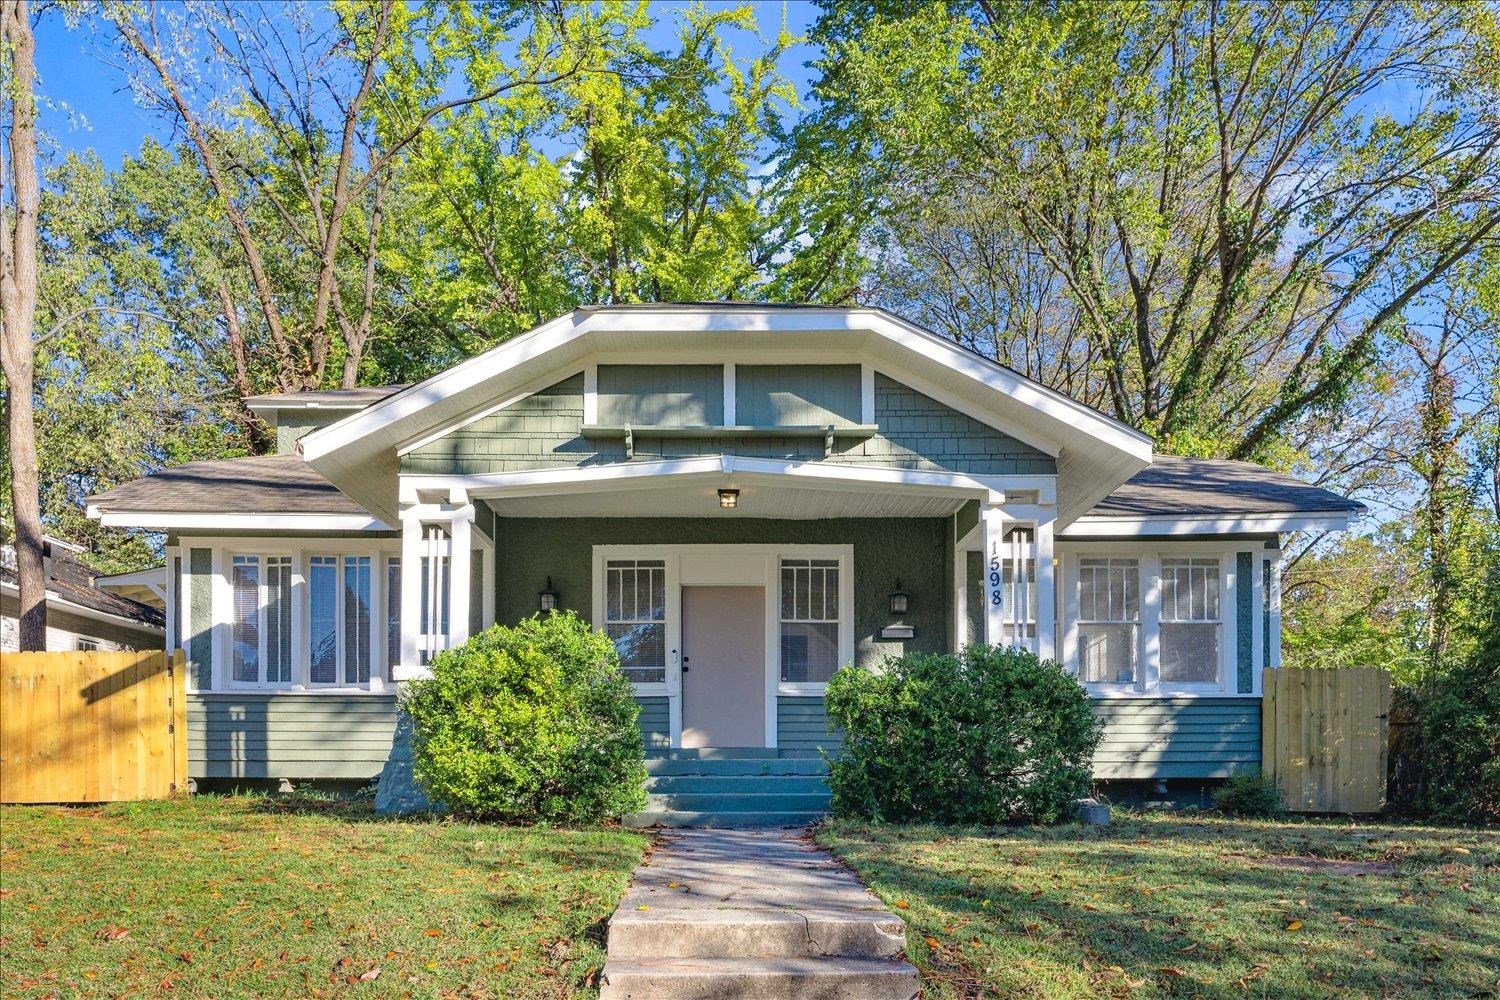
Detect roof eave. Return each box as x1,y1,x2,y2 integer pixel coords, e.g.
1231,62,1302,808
1059,510,1358,538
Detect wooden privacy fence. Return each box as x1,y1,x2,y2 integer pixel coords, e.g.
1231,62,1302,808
1,650,187,803
1262,667,1391,813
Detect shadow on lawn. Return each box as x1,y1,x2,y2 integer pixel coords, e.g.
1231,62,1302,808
828,820,1499,998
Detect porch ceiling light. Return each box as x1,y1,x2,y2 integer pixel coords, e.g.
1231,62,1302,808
890,580,909,615
717,487,740,509
538,577,559,613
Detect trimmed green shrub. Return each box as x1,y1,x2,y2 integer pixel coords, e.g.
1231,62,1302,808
402,612,647,823
1212,768,1285,818
825,645,1103,824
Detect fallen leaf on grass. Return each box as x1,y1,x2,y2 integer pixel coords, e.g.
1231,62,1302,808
359,966,381,981
894,900,909,909
423,929,442,937
97,926,131,942
1158,967,1187,977
1285,920,1303,931
924,936,941,949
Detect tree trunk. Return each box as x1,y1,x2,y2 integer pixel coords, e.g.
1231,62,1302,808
0,0,45,649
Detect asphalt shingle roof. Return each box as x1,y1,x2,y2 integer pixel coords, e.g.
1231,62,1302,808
87,454,368,515
1090,455,1365,517
88,452,1359,522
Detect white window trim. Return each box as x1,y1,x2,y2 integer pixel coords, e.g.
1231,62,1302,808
593,543,855,748
1157,554,1229,693
1072,552,1142,696
1060,540,1254,699
227,553,295,691
200,538,397,694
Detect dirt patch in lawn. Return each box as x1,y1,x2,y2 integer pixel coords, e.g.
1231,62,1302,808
1232,853,1397,876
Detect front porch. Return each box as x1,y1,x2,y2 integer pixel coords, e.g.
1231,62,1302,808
395,457,1055,755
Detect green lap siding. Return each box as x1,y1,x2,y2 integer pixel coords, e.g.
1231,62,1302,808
636,696,670,749
777,696,842,752
187,693,398,780
1091,698,1261,780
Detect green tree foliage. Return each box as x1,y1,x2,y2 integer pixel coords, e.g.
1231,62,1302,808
402,612,648,823
825,646,1102,824
793,1,1500,463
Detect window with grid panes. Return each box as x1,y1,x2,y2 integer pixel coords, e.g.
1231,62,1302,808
605,560,666,683
1160,557,1221,684
780,558,840,683
1077,557,1138,684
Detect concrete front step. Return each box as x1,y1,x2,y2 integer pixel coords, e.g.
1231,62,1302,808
645,757,828,777
645,792,830,813
598,957,920,1000
623,809,826,828
608,906,906,960
645,774,829,794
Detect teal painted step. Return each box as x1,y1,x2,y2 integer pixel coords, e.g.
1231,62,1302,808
646,792,831,813
645,774,829,794
645,757,828,777
623,810,827,829
645,747,824,760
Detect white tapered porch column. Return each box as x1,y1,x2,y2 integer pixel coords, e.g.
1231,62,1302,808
981,503,1010,646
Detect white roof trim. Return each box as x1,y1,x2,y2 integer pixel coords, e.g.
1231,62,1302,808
299,307,1152,526
87,509,391,532
1060,511,1355,537
401,455,1006,505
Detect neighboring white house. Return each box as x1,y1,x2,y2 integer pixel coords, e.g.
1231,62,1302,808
85,304,1363,804
0,536,165,653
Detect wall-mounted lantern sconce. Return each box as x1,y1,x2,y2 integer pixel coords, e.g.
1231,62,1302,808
538,577,559,613
889,580,909,615
717,487,740,509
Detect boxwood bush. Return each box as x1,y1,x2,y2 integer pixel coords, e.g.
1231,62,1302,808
403,612,647,823
825,645,1102,824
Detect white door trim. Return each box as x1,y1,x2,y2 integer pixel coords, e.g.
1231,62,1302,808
592,542,855,749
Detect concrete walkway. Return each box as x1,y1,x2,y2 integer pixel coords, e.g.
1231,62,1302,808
599,828,919,1000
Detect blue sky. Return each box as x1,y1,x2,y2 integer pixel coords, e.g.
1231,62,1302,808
34,2,824,169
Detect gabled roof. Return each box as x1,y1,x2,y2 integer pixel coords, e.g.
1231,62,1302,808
298,305,1155,526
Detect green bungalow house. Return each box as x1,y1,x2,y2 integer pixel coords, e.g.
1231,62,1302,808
87,304,1361,823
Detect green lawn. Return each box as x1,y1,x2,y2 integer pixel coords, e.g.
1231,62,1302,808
0,795,649,998
819,812,1499,999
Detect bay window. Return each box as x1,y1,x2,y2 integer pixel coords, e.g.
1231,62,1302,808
1160,557,1221,685
605,559,667,683
780,558,840,684
1077,557,1139,685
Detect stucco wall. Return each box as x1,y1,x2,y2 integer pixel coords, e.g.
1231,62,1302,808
490,516,953,668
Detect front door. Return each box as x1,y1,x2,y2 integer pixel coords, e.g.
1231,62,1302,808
680,586,765,748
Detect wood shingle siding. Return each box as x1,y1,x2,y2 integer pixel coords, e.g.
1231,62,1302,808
403,368,1056,477
1091,698,1261,779
187,693,398,780
403,374,594,475
831,375,1055,476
